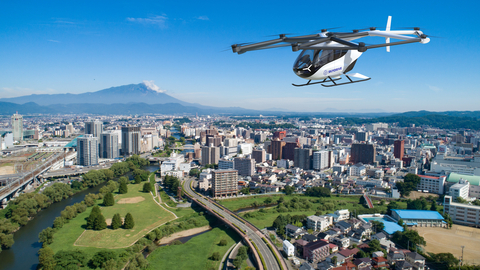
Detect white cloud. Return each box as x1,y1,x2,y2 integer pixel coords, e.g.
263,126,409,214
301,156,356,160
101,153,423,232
142,80,166,93
48,39,60,43
427,84,442,92
126,15,167,28
196,16,209,21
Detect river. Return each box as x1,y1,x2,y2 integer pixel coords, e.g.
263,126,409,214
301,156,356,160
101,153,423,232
0,165,159,270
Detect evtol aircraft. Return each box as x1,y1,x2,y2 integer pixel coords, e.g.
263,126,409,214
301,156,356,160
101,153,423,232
231,16,430,87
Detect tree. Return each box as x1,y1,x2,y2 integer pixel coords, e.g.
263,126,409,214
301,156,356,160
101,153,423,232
124,213,135,229
210,252,220,261
219,239,227,246
119,181,128,194
89,251,117,269
39,227,55,245
53,217,65,229
371,220,385,233
331,256,337,265
103,193,115,206
430,201,438,211
38,246,56,270
143,182,153,193
398,219,404,226
94,213,107,230
54,250,87,269
86,205,102,229
284,185,295,195
111,213,122,230
240,187,250,194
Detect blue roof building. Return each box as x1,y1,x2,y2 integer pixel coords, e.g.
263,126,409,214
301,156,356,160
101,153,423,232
391,209,446,227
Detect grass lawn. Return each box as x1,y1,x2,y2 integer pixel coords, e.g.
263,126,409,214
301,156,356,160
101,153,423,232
242,210,317,229
147,227,240,270
50,181,177,254
75,183,176,248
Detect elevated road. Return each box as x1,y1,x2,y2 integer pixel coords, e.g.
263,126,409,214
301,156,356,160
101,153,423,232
183,178,287,270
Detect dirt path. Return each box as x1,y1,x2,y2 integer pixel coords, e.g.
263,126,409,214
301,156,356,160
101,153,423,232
157,225,211,245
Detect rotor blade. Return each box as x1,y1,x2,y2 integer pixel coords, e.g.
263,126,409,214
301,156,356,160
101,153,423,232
365,38,422,49
232,37,285,53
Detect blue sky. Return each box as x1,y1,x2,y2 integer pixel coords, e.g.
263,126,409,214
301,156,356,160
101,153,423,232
0,1,478,112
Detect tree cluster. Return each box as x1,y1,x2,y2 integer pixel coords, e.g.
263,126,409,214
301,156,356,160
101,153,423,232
86,206,107,231
272,213,308,237
396,173,421,197
391,229,426,249
99,180,119,195
233,246,249,268
164,175,180,192
81,169,114,188
283,185,295,195
305,186,331,197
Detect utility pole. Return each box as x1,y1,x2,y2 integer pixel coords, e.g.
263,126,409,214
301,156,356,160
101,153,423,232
461,245,465,267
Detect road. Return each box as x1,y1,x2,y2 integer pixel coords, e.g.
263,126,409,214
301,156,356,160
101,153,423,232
40,162,115,178
183,178,283,270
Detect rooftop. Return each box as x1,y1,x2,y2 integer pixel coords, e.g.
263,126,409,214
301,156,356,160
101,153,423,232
392,209,444,220
447,173,480,186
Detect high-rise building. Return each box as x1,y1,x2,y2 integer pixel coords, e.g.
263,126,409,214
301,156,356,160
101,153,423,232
351,143,376,164
121,126,141,156
252,149,266,163
270,140,286,160
100,132,119,159
11,113,23,142
201,146,220,165
207,135,222,147
394,140,405,160
85,121,103,138
212,169,238,198
77,134,98,166
66,123,74,135
234,157,255,176
356,131,369,142
283,141,299,161
273,131,286,140
313,150,329,170
294,148,312,170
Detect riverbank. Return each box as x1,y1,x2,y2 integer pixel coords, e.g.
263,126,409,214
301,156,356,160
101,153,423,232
157,225,211,245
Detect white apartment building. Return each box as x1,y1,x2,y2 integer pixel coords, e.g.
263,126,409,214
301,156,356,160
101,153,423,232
444,195,480,226
313,150,329,171
237,143,253,155
449,179,470,201
307,215,333,231
283,240,295,257
160,154,185,176
348,163,366,176
328,209,350,222
417,175,446,194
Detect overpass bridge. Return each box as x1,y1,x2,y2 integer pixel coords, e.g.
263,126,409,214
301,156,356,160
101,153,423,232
183,178,287,270
0,152,67,206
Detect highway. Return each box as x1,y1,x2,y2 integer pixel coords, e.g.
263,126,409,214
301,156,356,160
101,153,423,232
183,177,285,270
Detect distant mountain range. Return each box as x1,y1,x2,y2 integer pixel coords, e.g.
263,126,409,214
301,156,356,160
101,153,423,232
1,82,480,118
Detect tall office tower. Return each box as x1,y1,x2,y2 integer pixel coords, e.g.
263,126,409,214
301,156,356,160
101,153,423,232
201,146,220,165
294,148,312,170
11,113,23,142
85,121,103,138
66,123,74,135
121,126,141,156
100,132,119,159
207,136,222,147
273,131,286,140
313,150,329,170
234,157,255,176
351,143,376,164
224,138,238,147
242,129,251,140
252,149,266,163
394,140,405,160
77,134,99,166
270,140,286,160
283,141,299,160
254,132,267,143
356,131,369,142
212,169,238,198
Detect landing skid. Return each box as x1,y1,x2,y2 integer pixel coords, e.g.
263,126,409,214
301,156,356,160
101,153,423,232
292,77,341,87
292,74,371,87
321,75,371,87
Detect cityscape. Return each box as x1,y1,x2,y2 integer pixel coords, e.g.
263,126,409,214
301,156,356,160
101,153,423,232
1,101,480,270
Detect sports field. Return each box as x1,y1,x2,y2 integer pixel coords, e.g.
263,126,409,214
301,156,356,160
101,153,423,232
414,225,480,264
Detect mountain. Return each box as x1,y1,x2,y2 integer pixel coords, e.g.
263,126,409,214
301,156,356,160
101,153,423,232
0,83,190,106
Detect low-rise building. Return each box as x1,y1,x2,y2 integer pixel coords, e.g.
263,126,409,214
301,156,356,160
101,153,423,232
303,241,330,262
283,240,295,257
307,215,333,231
416,175,446,194
443,195,480,226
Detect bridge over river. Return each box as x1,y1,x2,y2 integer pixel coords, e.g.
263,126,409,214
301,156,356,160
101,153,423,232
183,178,287,270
